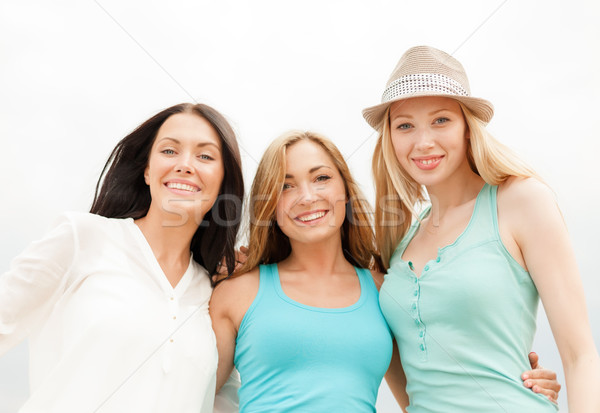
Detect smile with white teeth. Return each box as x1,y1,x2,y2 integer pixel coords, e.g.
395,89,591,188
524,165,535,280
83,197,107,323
417,158,440,165
166,182,200,192
297,211,326,222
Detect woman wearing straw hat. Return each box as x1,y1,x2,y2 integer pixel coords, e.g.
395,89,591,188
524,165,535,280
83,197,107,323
209,130,561,412
364,45,600,411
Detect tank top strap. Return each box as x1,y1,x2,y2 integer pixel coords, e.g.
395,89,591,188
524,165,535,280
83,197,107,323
258,263,279,293
354,267,377,298
459,183,500,245
389,206,431,268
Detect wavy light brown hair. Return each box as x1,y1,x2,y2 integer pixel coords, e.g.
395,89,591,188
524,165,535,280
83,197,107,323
373,103,537,269
238,130,381,274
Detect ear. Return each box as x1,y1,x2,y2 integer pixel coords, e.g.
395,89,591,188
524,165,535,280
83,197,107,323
144,166,150,185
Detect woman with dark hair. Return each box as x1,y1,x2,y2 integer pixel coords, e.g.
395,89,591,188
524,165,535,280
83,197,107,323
0,103,244,413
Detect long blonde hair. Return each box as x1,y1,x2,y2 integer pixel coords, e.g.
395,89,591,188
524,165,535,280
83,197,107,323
238,130,381,274
373,102,537,269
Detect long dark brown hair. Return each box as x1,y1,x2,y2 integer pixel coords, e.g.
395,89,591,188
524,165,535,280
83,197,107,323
91,103,244,280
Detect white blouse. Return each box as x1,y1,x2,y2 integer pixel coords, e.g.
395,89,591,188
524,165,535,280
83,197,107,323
0,212,218,413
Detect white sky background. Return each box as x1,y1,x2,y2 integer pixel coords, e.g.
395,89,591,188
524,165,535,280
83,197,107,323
1,1,599,411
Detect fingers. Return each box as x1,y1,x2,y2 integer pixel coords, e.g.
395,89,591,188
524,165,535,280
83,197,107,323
528,351,540,370
217,246,250,276
235,247,249,265
522,368,557,381
216,260,228,275
523,378,560,403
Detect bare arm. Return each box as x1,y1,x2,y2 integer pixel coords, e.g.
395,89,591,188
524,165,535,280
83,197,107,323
502,178,600,412
209,281,237,392
209,267,260,392
385,340,409,412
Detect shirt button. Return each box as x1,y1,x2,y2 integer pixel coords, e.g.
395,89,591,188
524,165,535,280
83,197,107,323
412,303,417,310
170,339,174,343
436,257,441,263
172,316,176,320
420,344,425,351
424,265,430,271
413,278,418,284
419,331,424,338
413,290,418,297
170,297,174,301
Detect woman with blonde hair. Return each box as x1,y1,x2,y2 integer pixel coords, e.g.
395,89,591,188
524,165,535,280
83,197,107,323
210,129,561,412
210,130,394,412
364,45,600,411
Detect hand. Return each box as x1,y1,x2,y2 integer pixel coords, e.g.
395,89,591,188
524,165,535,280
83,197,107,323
521,352,561,403
216,246,249,275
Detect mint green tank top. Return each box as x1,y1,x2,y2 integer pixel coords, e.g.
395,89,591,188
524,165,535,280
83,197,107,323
380,184,558,412
235,263,393,412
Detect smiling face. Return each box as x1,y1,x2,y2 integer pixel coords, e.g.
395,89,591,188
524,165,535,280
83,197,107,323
389,96,471,189
275,139,347,246
144,112,225,225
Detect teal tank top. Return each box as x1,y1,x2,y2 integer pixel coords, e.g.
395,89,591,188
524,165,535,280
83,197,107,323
235,263,393,412
380,184,558,412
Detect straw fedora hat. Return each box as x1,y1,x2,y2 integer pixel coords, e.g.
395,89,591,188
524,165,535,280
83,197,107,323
362,45,494,129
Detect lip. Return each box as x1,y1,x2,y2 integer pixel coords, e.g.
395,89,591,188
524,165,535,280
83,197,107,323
294,209,329,225
164,179,201,195
412,155,444,171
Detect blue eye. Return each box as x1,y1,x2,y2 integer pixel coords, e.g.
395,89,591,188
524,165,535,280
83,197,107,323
199,154,214,160
282,183,292,190
316,175,331,182
161,149,175,155
397,123,412,130
434,117,449,124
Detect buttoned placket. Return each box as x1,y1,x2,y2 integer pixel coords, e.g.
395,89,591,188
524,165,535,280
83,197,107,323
408,253,442,362
163,293,179,374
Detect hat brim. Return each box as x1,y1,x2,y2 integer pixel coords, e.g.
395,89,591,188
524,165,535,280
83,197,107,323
362,92,494,130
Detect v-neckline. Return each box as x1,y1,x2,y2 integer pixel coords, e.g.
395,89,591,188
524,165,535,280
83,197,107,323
127,218,195,295
399,183,488,279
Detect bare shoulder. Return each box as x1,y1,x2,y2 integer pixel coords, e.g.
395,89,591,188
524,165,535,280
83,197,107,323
210,267,260,315
498,176,556,210
370,269,385,291
497,176,564,242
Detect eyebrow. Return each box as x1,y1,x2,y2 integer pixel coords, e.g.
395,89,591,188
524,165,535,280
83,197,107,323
158,137,220,149
391,108,451,120
285,165,332,179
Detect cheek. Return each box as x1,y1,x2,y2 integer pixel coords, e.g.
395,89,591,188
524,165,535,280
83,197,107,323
204,164,225,192
391,136,411,166
275,196,292,228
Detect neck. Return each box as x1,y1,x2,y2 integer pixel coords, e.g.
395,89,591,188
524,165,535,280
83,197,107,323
283,234,350,276
425,170,485,224
134,208,200,264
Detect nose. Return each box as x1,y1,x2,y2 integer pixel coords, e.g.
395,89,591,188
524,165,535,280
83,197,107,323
174,154,193,174
414,129,435,151
297,182,318,205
